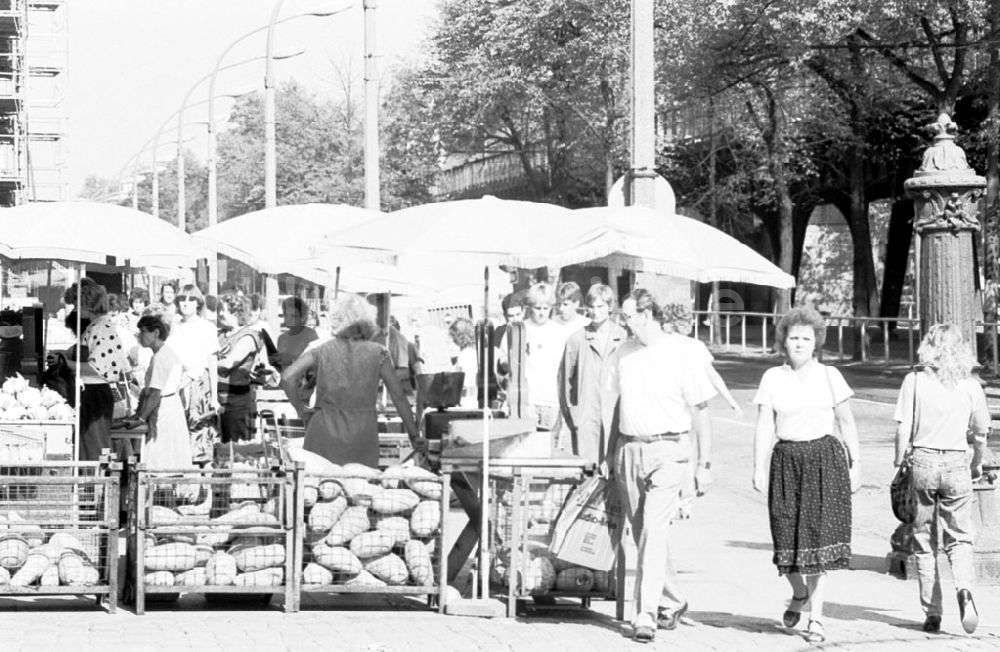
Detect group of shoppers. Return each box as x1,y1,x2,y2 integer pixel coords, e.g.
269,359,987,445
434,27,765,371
62,278,326,470
505,284,987,643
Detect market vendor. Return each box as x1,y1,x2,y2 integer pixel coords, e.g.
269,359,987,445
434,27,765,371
216,293,264,443
280,293,425,467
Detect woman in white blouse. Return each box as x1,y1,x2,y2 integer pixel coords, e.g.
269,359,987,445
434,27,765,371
894,324,988,634
753,306,861,644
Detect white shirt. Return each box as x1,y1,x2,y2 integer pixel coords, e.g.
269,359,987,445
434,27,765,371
167,316,219,381
556,314,590,338
894,370,990,450
753,361,853,441
524,320,569,406
609,337,716,436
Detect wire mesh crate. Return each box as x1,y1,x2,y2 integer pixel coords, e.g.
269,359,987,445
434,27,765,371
487,464,613,616
0,425,46,462
126,460,302,614
295,465,448,610
0,457,121,612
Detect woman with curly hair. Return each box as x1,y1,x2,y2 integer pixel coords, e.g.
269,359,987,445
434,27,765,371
752,306,860,644
448,317,478,408
894,324,989,634
280,293,424,466
216,292,262,443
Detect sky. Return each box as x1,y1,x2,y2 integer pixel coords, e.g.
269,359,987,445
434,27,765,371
64,0,438,197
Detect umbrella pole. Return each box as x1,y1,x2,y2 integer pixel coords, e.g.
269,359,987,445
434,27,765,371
480,265,490,601
74,263,84,462
334,266,341,301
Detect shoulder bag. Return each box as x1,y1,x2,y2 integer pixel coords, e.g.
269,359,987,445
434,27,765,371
890,373,918,524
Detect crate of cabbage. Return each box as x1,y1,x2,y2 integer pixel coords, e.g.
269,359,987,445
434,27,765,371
293,449,447,609
488,469,615,615
0,458,121,612
127,459,302,614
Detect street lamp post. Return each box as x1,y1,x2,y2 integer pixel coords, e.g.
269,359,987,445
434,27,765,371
176,61,289,234
264,1,354,209
206,4,350,294
363,0,379,211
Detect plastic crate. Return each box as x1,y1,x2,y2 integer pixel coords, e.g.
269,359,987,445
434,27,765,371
126,460,302,614
0,458,121,612
487,466,613,616
295,466,447,610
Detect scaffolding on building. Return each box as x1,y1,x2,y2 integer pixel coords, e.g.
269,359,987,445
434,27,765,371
0,0,66,207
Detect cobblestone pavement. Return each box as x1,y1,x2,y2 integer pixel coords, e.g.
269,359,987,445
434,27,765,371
0,357,997,651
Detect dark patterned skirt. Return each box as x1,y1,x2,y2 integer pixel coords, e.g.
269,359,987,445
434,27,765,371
769,435,852,575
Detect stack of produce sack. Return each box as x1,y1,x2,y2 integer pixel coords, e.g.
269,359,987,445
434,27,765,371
300,461,442,588
0,527,102,588
0,374,75,421
490,541,612,595
143,499,286,588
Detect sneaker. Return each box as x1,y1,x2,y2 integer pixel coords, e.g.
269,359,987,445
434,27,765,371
958,589,978,634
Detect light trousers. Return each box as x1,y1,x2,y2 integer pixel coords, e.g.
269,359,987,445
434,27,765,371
910,447,976,617
615,437,689,619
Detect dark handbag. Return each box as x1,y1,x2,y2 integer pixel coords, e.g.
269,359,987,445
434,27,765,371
890,458,916,523
890,374,918,524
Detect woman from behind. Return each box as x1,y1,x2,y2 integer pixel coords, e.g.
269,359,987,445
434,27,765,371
280,293,423,467
894,324,989,634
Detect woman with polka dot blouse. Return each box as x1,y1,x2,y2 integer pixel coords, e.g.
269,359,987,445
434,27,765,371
752,306,861,644
64,278,137,461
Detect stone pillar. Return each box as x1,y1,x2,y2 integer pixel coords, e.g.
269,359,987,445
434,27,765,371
889,114,989,577
903,114,986,349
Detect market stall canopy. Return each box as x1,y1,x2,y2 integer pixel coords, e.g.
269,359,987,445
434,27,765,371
320,196,606,269
0,201,208,268
192,203,380,284
575,205,796,289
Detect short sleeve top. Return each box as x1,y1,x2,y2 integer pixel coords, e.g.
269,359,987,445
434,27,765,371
753,361,853,441
146,344,184,395
894,370,990,450
83,314,134,383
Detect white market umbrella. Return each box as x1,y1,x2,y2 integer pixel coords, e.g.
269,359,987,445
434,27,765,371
323,196,605,268
322,196,607,603
0,200,208,268
0,200,208,460
575,205,796,288
192,203,381,285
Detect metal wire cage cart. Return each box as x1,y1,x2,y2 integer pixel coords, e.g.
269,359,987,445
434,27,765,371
126,459,302,614
295,465,448,610
0,455,122,612
487,460,613,617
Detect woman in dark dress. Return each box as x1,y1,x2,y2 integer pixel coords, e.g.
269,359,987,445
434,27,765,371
752,306,861,644
280,293,423,467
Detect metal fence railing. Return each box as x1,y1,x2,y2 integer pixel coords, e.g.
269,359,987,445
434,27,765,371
692,310,923,367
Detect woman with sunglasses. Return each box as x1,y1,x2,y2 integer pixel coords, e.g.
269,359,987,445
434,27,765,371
169,284,220,463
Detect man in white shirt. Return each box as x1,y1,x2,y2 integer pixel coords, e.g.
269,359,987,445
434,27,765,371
606,290,716,643
522,282,569,430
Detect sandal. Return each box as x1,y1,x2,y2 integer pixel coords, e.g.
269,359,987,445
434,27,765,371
805,619,825,644
782,591,809,628
633,625,655,643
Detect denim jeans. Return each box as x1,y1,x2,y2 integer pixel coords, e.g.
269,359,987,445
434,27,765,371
910,447,975,617
615,437,689,624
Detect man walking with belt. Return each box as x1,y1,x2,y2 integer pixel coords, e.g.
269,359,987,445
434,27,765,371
606,290,716,643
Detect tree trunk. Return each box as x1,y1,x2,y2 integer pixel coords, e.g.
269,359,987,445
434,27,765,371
762,84,793,314
880,198,916,326
846,135,879,360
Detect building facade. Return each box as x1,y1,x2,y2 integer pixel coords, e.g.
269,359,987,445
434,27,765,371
0,0,66,206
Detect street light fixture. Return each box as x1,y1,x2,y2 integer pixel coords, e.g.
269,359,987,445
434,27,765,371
264,1,355,209
204,3,352,294
176,50,302,233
